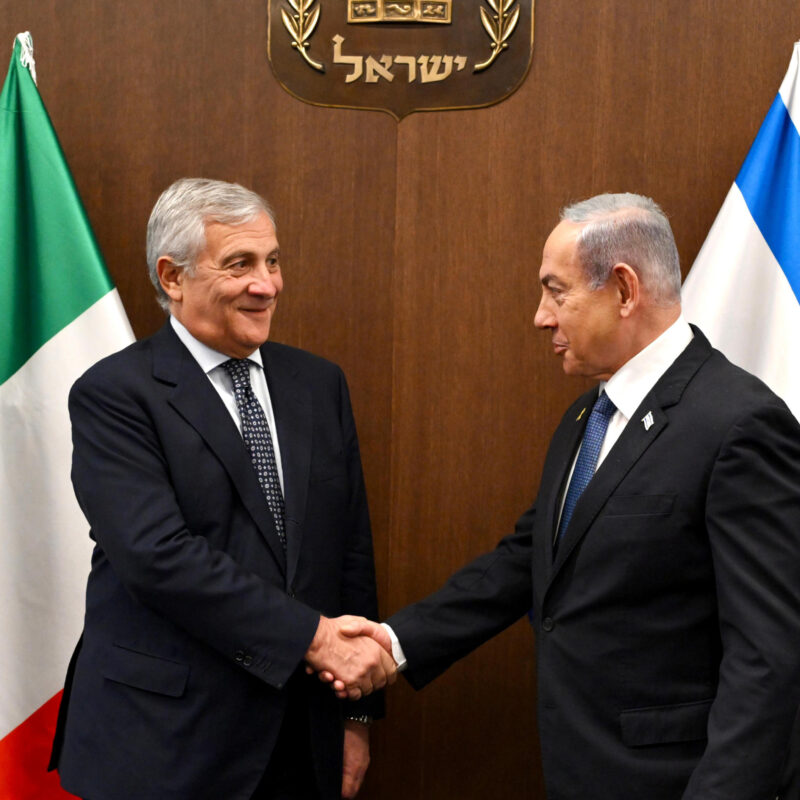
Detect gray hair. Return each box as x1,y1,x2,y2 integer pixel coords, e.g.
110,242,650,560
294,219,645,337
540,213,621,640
146,178,275,310
560,192,681,306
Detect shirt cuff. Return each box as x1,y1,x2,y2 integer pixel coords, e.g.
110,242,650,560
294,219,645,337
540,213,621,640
381,623,407,671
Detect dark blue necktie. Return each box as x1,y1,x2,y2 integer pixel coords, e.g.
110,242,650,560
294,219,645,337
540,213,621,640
556,391,617,545
223,359,286,549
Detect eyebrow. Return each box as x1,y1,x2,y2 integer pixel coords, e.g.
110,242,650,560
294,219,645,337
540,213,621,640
541,274,564,290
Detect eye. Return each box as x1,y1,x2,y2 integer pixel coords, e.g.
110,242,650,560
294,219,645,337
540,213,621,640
267,256,280,272
545,284,568,306
543,286,560,303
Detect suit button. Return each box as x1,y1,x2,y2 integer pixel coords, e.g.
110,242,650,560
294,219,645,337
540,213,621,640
542,617,554,632
243,655,253,667
234,650,244,662
288,590,296,599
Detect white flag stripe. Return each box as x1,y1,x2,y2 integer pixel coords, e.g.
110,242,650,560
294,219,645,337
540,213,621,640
0,290,133,738
779,42,800,128
682,185,800,421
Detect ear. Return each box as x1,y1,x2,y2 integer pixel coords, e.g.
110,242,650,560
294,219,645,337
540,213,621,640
611,263,639,318
157,256,184,305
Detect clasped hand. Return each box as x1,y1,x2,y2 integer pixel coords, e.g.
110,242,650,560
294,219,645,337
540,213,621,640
305,615,396,700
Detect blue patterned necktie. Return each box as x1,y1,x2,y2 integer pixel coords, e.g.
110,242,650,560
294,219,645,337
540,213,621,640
223,359,286,549
556,391,617,546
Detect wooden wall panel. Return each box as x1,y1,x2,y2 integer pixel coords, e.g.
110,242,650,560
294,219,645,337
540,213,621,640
3,1,800,797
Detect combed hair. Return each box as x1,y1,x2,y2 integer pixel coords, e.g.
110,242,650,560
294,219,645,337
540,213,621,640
146,178,275,310
560,192,681,306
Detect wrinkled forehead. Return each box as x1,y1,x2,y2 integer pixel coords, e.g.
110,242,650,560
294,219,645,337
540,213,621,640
199,212,279,256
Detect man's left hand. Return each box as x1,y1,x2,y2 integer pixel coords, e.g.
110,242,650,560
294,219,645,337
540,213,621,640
342,719,370,798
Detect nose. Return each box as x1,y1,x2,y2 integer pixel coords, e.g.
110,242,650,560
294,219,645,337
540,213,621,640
248,265,281,297
534,293,555,329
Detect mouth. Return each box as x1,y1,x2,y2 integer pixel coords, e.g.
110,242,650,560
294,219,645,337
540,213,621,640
552,340,568,355
239,305,273,315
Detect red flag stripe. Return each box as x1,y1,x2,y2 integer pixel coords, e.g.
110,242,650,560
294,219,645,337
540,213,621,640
0,692,78,799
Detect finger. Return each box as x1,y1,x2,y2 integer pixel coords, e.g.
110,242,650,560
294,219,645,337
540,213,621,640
382,648,397,671
316,670,335,684
338,620,371,637
350,622,392,656
350,770,366,797
341,765,356,799
342,775,354,799
335,614,365,633
372,672,387,691
346,686,363,701
378,645,397,686
370,627,393,654
370,661,389,691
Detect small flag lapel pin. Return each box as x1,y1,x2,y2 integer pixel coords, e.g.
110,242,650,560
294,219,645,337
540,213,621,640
642,411,654,431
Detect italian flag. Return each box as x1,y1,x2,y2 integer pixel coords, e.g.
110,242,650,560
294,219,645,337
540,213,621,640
0,34,134,797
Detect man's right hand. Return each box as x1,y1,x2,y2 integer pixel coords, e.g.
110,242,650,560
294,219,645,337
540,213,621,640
305,615,396,700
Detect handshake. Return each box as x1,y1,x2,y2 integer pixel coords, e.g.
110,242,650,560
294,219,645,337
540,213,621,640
305,615,397,700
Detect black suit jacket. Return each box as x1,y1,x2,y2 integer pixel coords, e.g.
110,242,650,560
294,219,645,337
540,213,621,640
388,329,800,799
50,323,382,800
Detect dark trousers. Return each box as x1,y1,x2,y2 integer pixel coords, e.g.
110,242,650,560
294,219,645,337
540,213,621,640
251,694,321,800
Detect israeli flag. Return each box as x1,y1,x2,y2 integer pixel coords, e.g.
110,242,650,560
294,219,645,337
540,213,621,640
682,42,800,421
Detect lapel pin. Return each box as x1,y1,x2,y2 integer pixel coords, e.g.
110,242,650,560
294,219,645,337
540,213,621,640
642,411,654,431
576,407,586,421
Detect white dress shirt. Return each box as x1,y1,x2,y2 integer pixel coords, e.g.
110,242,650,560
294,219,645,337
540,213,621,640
170,315,285,493
596,314,694,466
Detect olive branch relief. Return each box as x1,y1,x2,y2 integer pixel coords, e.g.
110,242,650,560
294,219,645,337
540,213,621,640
281,0,324,72
475,0,521,72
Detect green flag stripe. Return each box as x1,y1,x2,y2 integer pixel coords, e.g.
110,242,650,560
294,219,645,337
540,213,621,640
0,39,114,385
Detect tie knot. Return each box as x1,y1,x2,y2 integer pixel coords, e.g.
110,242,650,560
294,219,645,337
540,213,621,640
593,391,616,419
222,358,251,388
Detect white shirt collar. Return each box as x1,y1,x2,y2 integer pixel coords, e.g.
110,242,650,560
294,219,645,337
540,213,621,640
169,315,264,374
602,315,693,421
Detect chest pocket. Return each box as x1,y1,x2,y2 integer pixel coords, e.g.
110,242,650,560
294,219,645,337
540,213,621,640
604,494,675,517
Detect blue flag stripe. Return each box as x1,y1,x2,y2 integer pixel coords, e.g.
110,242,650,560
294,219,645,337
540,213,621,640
736,93,800,304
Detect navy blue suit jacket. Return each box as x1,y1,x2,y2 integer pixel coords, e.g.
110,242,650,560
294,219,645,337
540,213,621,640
50,322,381,799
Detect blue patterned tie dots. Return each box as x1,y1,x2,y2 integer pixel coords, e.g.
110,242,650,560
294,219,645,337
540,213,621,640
557,391,617,547
223,359,286,549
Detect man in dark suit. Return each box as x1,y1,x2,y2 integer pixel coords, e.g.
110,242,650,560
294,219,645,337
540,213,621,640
335,193,800,798
49,178,394,800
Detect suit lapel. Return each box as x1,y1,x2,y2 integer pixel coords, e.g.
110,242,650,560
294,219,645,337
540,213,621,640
151,324,288,573
538,392,596,569
550,400,669,578
262,343,312,590
547,330,713,587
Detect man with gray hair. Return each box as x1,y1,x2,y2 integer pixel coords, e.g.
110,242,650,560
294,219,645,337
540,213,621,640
49,178,394,800
341,193,800,798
